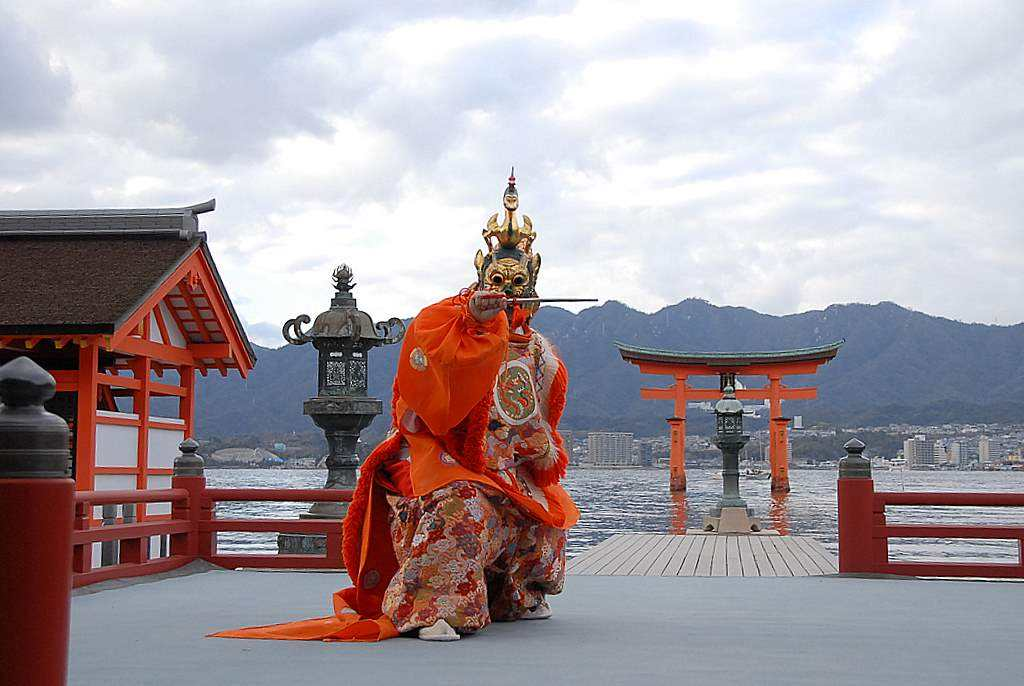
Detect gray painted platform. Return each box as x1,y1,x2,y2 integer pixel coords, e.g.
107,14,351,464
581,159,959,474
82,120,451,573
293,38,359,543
567,533,838,576
70,566,1022,685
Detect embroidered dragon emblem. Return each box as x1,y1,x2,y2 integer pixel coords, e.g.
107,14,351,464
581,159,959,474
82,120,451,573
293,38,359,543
495,363,538,424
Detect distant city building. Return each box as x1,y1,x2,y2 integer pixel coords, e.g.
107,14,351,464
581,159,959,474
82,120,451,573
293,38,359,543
637,441,654,467
947,441,963,466
559,430,578,465
587,432,634,466
979,435,991,464
903,435,935,468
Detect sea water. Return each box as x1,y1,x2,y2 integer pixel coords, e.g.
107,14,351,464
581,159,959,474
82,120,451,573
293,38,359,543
207,468,1024,563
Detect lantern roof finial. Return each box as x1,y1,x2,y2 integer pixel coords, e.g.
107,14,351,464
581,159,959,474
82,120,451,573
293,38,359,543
715,385,744,415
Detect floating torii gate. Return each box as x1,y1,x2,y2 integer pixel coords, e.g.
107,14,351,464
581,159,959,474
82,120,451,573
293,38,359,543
616,341,843,493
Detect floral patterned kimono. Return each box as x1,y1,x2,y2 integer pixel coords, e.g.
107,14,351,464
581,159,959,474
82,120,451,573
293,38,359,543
213,292,578,643
380,328,571,632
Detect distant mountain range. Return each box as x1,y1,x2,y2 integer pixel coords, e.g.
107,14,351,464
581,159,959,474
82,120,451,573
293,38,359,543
194,299,1024,440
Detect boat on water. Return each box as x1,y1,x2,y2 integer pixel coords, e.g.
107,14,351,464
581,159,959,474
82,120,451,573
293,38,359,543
710,468,770,480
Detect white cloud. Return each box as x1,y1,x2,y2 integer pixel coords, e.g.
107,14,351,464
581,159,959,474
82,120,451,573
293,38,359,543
0,0,1021,346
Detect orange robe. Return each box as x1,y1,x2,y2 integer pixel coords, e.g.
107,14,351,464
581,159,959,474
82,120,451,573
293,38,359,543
212,292,578,642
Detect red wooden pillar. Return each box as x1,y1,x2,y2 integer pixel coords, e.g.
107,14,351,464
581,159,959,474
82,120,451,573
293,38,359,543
72,499,92,573
768,375,791,493
668,374,688,491
837,438,876,574
179,364,196,438
75,342,99,490
170,438,210,560
0,357,75,686
132,356,152,525
667,416,686,491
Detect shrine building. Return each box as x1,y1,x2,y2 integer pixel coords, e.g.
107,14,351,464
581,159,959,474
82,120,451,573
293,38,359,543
0,199,255,507
616,341,843,493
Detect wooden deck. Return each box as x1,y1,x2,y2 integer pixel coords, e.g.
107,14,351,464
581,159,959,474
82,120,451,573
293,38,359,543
567,533,838,577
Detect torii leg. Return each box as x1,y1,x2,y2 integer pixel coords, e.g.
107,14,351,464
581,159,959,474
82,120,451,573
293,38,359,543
668,416,686,491
768,376,791,493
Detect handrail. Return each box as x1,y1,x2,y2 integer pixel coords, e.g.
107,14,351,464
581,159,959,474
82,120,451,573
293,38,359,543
203,487,352,502
875,492,1024,507
202,518,344,534
75,488,189,505
66,480,353,586
838,440,1024,578
73,520,193,545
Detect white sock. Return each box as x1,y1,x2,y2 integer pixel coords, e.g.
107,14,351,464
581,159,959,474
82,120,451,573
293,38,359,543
417,619,460,641
523,601,552,620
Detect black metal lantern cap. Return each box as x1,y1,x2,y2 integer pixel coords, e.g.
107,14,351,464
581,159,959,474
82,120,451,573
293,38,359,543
283,264,405,399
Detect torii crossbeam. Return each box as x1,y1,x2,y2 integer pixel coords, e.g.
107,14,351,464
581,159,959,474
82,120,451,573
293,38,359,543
617,341,843,493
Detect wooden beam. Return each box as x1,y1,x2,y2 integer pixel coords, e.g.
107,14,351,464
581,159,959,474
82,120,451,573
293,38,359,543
94,467,175,477
189,343,231,358
684,387,818,401
164,291,194,343
150,381,186,397
640,387,676,400
114,336,194,367
150,420,187,431
178,281,210,344
96,414,141,427
99,385,117,413
110,247,201,347
192,256,254,376
51,371,77,385
152,302,172,346
97,373,142,390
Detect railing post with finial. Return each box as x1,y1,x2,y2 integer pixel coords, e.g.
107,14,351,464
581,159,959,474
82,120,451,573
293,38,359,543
0,356,75,686
837,437,876,574
171,438,207,560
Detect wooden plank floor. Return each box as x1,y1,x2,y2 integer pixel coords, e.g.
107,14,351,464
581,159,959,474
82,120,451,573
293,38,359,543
567,534,838,577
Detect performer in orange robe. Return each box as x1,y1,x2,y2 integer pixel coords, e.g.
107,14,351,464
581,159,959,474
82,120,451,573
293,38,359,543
213,171,578,643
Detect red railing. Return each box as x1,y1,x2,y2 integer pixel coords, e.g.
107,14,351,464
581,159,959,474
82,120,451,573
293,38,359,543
838,470,1024,578
201,487,347,570
71,477,352,588
73,489,192,588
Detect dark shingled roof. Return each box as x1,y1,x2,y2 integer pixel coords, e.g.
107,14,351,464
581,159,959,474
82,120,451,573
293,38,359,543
0,200,255,367
0,236,199,333
0,199,214,239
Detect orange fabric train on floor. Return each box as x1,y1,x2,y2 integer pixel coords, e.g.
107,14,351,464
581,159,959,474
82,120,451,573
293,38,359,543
211,293,577,643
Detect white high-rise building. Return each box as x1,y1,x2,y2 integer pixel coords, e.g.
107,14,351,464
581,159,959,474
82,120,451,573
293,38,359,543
903,435,935,468
979,436,991,464
587,432,634,466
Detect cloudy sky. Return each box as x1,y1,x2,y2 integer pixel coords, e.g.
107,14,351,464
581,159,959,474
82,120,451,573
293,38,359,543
2,1,1022,346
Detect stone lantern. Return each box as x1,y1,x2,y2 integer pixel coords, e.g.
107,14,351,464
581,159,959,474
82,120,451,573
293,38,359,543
277,265,404,553
703,385,761,533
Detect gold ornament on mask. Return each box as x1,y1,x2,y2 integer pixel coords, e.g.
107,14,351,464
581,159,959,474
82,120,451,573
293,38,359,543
483,168,535,254
474,169,543,313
